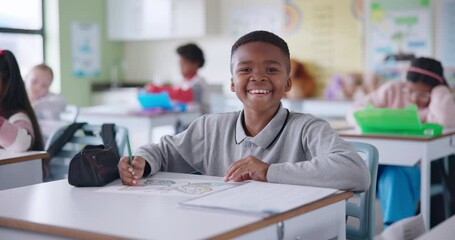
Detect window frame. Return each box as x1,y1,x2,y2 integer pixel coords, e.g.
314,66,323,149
0,0,45,60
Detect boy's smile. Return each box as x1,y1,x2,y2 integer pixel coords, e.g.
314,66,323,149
230,42,291,114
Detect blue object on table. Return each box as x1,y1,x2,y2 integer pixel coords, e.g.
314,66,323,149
138,92,173,110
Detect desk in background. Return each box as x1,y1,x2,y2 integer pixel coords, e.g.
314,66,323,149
339,129,455,230
0,150,48,191
0,172,351,240
78,105,201,149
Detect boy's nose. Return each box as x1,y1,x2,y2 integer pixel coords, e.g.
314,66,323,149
250,72,267,81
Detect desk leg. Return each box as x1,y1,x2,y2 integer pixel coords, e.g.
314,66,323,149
421,146,430,230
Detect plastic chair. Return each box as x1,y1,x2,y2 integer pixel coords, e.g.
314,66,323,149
44,124,128,181
346,141,379,240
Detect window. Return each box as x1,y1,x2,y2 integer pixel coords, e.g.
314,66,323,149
0,0,44,77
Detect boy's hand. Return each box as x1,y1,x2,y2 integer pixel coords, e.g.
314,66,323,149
118,156,146,186
224,156,269,182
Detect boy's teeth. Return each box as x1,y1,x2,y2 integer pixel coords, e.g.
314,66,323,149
249,90,271,94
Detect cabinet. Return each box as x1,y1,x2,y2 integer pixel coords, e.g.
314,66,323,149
107,0,216,40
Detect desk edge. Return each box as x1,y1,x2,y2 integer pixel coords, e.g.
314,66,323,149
0,216,124,240
208,191,353,240
0,152,49,166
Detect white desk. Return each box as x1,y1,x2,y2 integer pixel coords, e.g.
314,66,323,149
339,129,455,230
78,105,201,149
0,172,351,240
417,215,455,239
0,150,48,191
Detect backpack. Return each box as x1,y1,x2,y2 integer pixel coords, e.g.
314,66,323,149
44,123,119,181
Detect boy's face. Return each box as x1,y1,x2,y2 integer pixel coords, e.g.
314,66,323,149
179,56,199,80
230,42,291,112
26,68,52,100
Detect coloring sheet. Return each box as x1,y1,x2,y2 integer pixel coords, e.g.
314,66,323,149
97,177,241,197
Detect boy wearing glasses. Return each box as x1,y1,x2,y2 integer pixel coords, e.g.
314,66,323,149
348,57,455,227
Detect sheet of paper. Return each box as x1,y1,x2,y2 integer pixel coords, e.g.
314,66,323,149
97,177,240,197
180,181,338,215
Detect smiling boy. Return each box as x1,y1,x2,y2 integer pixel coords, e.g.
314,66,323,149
118,30,370,191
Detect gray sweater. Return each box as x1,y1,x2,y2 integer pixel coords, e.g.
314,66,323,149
135,105,370,191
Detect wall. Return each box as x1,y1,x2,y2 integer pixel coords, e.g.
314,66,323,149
46,0,123,106
122,0,363,96
286,0,364,96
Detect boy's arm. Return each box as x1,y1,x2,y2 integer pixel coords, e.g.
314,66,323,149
267,119,371,192
133,116,207,176
426,85,455,128
0,113,34,152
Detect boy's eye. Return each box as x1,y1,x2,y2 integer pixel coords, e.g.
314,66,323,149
267,67,278,73
239,68,252,73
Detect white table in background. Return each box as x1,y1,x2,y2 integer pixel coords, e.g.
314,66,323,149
78,105,201,149
0,172,351,240
0,150,48,191
339,129,455,230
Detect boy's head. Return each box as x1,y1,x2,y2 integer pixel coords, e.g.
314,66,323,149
230,31,292,113
176,43,204,80
405,57,446,108
26,64,54,101
230,30,291,74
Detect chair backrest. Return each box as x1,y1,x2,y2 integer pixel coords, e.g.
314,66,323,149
44,124,128,180
346,141,379,240
59,104,79,123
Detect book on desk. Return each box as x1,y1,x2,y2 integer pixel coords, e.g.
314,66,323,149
180,180,338,216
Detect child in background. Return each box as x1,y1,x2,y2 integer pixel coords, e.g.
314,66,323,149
118,31,370,192
176,43,210,114
0,50,43,152
347,57,455,226
25,64,66,120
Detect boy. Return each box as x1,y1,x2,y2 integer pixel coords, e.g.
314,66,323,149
176,43,209,114
25,64,66,120
118,31,370,191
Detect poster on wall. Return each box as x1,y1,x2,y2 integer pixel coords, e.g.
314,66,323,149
71,22,100,78
437,0,455,88
366,0,432,83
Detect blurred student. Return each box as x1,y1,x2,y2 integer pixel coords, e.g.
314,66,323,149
347,57,455,226
0,50,43,152
25,64,66,120
118,31,370,192
176,43,210,114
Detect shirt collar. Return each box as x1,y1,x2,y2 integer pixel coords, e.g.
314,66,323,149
235,103,289,149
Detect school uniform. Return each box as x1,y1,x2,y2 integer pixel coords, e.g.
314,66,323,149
348,81,455,225
0,112,35,151
135,104,371,192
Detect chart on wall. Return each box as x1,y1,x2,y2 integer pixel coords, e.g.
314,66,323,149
71,22,101,78
366,0,432,83
98,177,241,197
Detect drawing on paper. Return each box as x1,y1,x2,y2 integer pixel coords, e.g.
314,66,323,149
98,177,239,197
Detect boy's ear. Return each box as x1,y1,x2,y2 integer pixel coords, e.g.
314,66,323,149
285,77,292,92
230,79,235,92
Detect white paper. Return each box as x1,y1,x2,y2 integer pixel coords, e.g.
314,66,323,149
97,177,240,197
180,181,338,215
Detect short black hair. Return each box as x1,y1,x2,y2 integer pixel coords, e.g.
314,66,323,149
176,43,205,68
230,30,290,74
407,57,447,88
